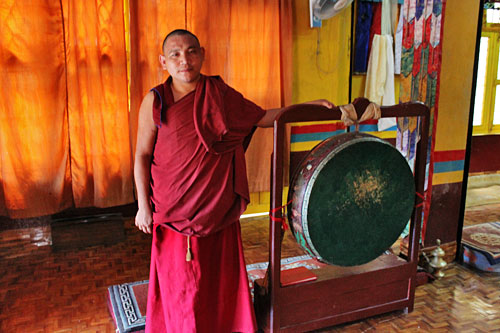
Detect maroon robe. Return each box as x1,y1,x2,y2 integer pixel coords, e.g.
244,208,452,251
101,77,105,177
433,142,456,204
146,75,265,332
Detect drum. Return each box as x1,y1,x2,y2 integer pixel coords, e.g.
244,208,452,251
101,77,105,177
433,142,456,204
288,132,415,266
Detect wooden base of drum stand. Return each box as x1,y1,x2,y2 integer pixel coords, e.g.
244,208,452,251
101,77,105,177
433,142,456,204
254,99,430,332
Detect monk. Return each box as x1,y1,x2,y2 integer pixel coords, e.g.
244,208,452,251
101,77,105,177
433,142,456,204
134,29,333,332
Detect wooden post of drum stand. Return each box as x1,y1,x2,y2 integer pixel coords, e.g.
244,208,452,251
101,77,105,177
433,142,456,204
253,99,430,332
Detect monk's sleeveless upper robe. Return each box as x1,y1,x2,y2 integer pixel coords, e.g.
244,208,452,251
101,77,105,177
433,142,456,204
150,75,265,236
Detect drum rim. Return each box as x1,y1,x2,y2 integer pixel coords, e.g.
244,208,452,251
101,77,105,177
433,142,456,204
300,134,400,264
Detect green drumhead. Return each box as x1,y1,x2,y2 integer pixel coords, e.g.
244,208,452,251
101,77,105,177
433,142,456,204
303,138,415,266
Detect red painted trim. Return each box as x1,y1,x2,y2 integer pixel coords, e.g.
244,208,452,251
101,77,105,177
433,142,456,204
291,123,345,134
433,150,466,162
290,119,381,135
360,119,379,125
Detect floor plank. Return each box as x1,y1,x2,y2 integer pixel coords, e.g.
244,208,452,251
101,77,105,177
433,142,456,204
0,202,499,332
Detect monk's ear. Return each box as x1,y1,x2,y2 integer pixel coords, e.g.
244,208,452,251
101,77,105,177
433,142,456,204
159,54,167,70
200,47,206,61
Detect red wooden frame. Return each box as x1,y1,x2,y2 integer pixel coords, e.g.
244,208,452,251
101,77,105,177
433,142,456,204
254,98,430,332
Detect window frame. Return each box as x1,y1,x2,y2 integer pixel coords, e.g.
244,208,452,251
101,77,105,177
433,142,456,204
474,17,500,135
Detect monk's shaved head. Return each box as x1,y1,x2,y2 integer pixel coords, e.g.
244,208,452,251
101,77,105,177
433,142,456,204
162,29,200,53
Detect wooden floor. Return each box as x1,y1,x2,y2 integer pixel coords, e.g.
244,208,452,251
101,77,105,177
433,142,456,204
1,203,499,332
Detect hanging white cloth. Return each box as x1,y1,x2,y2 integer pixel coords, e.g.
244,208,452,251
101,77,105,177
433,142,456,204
378,34,397,130
381,0,392,35
364,0,397,131
365,35,387,105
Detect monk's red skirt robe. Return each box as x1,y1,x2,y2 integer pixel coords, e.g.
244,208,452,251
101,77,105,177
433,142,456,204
146,75,265,332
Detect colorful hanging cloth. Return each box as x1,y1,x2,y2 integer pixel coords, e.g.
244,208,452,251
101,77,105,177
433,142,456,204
396,0,446,244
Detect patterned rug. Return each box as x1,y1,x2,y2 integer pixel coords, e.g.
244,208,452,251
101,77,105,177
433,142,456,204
462,222,500,273
107,255,324,333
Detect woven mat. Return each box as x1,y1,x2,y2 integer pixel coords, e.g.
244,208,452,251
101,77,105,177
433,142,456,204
465,185,500,208
107,280,147,333
107,255,324,333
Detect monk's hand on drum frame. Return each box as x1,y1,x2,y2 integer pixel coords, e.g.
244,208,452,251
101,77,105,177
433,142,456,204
135,208,153,234
303,99,335,109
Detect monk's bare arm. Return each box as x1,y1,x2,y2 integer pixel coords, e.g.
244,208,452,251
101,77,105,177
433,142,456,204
134,91,157,234
256,99,335,128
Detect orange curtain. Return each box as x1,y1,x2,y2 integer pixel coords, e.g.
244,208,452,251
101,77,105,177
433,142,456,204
0,0,133,218
0,1,72,218
128,0,292,192
63,0,133,208
128,0,186,156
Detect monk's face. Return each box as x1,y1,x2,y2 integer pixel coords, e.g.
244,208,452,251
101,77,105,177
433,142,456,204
160,34,205,85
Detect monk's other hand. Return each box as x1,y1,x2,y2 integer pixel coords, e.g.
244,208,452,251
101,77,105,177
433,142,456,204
135,209,153,234
304,99,335,109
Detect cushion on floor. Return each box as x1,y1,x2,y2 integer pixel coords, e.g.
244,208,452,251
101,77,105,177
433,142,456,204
462,222,500,272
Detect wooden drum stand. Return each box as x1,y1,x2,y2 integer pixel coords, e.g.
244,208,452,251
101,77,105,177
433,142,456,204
253,98,430,332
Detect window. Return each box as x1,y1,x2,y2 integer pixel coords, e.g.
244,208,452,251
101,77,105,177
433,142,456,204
474,5,500,135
